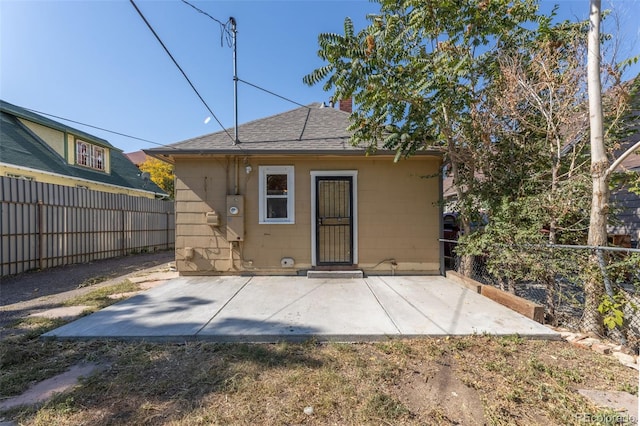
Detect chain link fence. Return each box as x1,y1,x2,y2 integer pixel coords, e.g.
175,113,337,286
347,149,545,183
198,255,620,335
447,242,640,353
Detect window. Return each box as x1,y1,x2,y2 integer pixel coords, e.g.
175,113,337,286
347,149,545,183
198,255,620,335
76,139,106,171
259,166,294,224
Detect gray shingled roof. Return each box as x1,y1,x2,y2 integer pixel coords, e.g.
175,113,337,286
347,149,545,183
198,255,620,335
148,103,399,157
0,100,166,196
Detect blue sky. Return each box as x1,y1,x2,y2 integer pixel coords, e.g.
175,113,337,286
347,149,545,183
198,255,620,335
1,0,639,154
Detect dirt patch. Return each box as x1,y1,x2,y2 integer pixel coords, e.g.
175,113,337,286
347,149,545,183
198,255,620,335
28,306,92,320
0,251,173,307
0,252,173,335
396,358,486,424
0,363,103,411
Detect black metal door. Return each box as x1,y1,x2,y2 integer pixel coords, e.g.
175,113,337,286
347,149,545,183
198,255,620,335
316,176,353,265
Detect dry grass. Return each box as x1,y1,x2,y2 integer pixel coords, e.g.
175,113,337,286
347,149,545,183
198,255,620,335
1,281,637,425
1,333,637,425
62,280,141,311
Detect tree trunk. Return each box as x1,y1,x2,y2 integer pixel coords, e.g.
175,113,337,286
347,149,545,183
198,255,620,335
458,219,474,278
443,103,477,279
583,0,608,335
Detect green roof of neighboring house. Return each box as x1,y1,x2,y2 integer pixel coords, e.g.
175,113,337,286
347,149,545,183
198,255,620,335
0,100,166,196
0,100,114,149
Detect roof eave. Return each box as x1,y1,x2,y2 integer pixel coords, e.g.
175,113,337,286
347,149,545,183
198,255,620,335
144,148,444,158
0,162,167,197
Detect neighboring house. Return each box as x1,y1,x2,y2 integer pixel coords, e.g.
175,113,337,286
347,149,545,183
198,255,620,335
124,150,148,167
609,77,640,248
146,101,443,276
440,127,640,250
610,136,640,248
442,175,457,211
1,100,166,198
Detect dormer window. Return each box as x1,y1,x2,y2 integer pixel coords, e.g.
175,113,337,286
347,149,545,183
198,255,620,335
76,139,105,171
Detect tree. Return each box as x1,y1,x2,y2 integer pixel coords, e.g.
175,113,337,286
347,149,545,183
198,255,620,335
139,157,174,199
305,0,638,335
468,18,594,321
304,0,541,276
584,0,640,334
584,0,608,335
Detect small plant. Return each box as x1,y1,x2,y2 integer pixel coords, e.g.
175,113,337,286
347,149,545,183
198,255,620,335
597,293,636,330
365,392,410,420
450,337,473,351
47,396,78,415
375,339,412,356
498,334,524,346
77,275,108,288
64,280,140,309
505,387,525,403
528,357,549,374
9,317,68,337
618,382,638,395
484,360,503,372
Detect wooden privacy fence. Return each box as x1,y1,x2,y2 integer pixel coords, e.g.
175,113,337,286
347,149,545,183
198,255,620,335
1,176,175,276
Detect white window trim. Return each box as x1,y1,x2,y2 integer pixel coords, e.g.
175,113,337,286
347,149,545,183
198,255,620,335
75,139,106,171
310,170,358,266
259,165,295,224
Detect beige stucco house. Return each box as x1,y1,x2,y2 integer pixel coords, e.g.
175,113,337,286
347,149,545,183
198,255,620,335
146,102,443,276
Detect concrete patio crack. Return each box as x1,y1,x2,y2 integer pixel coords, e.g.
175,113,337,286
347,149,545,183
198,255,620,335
194,276,253,338
364,278,402,335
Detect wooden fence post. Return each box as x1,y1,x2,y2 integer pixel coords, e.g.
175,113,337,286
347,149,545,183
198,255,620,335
121,209,126,257
166,211,170,250
38,200,44,270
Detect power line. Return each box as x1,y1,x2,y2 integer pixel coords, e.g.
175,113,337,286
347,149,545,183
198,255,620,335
178,2,312,111
238,78,311,109
138,0,316,145
129,0,235,144
23,107,175,149
180,0,233,47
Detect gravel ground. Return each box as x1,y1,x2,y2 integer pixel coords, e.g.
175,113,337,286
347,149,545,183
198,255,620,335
0,251,174,329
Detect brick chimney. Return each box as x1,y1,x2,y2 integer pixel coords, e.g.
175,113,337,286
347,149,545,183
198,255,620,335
338,98,352,113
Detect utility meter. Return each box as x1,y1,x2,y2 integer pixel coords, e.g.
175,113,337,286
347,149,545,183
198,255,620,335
226,195,244,241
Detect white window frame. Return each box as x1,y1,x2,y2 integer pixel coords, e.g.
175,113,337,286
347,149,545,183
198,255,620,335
259,166,295,224
75,139,106,171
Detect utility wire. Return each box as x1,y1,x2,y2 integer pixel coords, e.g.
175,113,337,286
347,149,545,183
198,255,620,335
181,1,312,111
24,107,175,149
238,78,311,109
180,2,315,116
129,0,235,144
180,0,233,47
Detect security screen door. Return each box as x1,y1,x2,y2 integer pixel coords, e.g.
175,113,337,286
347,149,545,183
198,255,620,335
315,176,353,265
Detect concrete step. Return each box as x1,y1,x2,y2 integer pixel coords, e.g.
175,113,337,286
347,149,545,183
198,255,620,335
307,270,364,279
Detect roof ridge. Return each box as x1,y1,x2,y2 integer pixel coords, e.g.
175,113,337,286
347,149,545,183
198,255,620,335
0,99,114,148
169,102,346,147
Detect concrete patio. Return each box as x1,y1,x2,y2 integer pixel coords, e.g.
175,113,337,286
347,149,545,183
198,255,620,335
43,275,559,342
